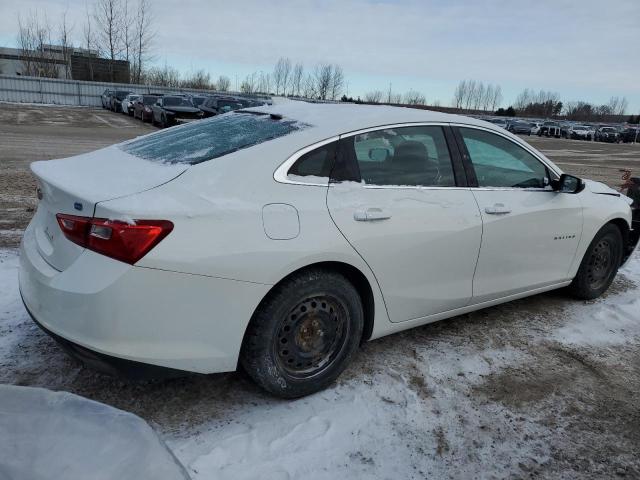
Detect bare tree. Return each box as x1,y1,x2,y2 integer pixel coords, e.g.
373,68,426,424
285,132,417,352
58,10,73,79
132,0,154,84
313,63,333,100
608,96,628,116
302,73,317,98
329,65,344,100
17,11,59,78
145,63,180,87
240,72,258,94
452,80,466,108
364,90,384,103
216,75,230,92
403,89,426,105
121,0,134,66
291,63,303,96
272,57,292,95
82,6,96,80
181,69,211,89
95,0,122,81
491,85,502,110
256,71,271,94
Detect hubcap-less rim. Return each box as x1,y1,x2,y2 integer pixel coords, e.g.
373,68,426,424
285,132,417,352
275,296,349,378
586,239,614,290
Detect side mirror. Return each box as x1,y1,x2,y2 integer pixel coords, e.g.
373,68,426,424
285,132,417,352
552,174,584,194
368,147,390,162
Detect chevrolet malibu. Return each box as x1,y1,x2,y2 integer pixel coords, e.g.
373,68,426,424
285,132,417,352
19,103,639,398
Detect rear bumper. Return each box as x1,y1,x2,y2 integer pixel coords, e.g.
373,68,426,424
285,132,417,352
19,223,270,375
22,296,187,380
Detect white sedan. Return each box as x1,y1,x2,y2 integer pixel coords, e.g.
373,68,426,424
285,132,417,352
19,103,638,397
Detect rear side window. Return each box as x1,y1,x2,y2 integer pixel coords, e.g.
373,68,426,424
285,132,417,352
342,125,456,187
121,112,305,165
287,142,337,181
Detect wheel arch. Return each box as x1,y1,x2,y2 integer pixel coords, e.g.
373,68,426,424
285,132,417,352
246,261,376,344
607,217,636,265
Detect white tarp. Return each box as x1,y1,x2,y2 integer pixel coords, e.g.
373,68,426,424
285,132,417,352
0,385,189,480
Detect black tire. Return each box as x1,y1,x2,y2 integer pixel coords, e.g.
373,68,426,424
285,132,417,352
568,224,623,300
240,269,364,398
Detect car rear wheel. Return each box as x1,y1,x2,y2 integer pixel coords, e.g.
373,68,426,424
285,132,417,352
568,224,623,300
240,269,363,398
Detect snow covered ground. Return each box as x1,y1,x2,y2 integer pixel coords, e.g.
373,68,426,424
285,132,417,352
1,247,639,479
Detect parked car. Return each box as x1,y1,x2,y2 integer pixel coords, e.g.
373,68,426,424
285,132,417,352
122,94,141,116
538,121,561,138
507,120,532,135
151,95,203,127
189,95,210,108
110,90,133,113
19,104,639,398
570,125,593,140
620,127,640,143
133,95,161,122
595,126,619,143
199,96,245,117
487,118,509,129
101,89,115,109
529,122,543,135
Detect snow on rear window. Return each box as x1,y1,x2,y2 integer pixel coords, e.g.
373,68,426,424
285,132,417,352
120,112,306,165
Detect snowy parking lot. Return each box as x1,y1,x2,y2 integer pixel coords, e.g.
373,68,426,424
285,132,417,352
2,247,639,478
1,103,639,479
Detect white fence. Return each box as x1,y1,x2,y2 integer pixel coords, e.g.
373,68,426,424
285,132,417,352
0,74,269,107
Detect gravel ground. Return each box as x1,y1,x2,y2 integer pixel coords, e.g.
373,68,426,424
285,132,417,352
1,103,639,479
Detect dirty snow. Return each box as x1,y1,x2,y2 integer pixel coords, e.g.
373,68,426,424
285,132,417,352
1,247,639,479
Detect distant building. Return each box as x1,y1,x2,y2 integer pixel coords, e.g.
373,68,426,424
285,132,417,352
0,45,130,83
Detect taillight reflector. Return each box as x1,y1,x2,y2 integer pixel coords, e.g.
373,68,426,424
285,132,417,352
56,214,173,265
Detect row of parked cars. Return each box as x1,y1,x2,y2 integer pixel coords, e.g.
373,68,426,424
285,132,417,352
100,89,268,128
486,117,640,143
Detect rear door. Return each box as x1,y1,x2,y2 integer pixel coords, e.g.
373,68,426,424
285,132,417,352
326,125,482,323
453,126,583,303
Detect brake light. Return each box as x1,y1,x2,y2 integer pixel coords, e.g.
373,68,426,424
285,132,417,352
56,214,173,264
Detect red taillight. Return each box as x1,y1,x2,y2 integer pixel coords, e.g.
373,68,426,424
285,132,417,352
56,214,173,265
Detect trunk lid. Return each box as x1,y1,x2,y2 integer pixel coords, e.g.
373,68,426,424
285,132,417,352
30,144,186,271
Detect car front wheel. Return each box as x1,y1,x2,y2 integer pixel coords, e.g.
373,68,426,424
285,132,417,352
569,224,623,300
240,269,364,398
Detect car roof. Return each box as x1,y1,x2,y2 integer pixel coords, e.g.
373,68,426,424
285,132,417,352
246,102,504,139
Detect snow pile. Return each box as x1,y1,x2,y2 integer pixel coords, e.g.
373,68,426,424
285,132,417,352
0,385,189,480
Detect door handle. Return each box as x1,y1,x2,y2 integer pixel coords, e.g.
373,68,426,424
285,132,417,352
354,208,392,221
485,203,511,215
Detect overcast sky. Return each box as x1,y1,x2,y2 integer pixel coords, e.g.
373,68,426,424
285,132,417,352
1,0,638,111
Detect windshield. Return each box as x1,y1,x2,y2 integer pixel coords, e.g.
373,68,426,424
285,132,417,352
191,97,206,106
164,97,193,107
116,91,130,100
143,96,158,105
120,112,306,165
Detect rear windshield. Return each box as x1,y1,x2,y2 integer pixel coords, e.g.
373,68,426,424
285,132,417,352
142,95,158,105
120,112,306,165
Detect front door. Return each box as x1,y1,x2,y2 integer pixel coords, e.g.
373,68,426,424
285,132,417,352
455,126,583,303
326,125,482,323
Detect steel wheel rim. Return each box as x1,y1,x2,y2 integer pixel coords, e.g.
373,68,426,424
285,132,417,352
586,238,614,290
275,295,350,378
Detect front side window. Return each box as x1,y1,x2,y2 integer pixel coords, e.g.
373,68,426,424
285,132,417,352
344,125,456,187
459,127,549,188
121,112,306,165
